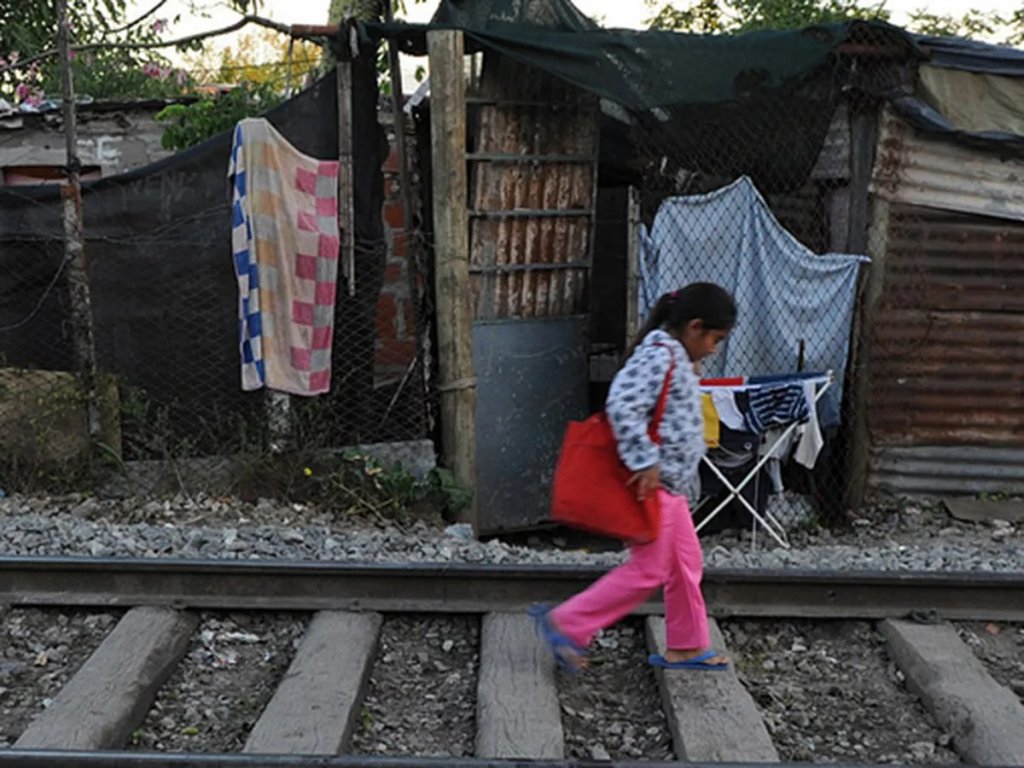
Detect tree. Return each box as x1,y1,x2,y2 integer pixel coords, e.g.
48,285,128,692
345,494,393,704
0,0,261,103
645,0,888,34
187,28,325,91
908,8,1024,44
644,0,1024,43
154,28,326,152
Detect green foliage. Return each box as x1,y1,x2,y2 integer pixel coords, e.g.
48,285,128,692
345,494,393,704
303,451,473,525
0,1,259,102
643,0,1024,42
645,0,889,33
156,82,285,151
907,8,1014,42
647,0,728,34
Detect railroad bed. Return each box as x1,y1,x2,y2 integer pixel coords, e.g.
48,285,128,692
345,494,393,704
0,558,1022,767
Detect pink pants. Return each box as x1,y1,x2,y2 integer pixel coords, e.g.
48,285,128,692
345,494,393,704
551,489,710,650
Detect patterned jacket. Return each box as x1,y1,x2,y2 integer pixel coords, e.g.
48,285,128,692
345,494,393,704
606,329,706,498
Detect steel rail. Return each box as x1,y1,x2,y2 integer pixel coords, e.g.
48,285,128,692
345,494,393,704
0,557,1022,620
0,752,998,768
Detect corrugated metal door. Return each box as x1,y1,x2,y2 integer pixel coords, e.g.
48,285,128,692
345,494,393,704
467,52,599,533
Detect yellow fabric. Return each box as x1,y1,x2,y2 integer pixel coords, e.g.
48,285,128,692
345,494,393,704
702,393,720,448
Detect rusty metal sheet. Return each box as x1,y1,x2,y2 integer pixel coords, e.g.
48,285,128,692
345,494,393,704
870,109,1024,223
871,445,1024,495
868,204,1024,449
468,52,598,320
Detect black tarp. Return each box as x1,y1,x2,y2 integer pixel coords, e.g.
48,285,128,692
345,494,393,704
917,33,1024,77
0,50,408,458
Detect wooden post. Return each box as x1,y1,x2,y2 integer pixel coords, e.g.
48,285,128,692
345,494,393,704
384,0,414,227
625,185,641,341
843,108,884,512
56,0,102,444
428,30,477,524
384,0,422,349
337,55,356,297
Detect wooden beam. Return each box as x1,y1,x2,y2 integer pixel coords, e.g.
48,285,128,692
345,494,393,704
881,619,1024,765
16,608,197,749
337,58,356,297
476,613,563,758
428,30,477,527
244,611,382,755
843,107,882,512
57,0,103,445
625,185,641,341
646,617,778,762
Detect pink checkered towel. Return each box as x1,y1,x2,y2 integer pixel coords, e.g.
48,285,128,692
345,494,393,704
229,117,340,396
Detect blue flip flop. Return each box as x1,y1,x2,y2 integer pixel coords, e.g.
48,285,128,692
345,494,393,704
648,650,729,671
528,604,586,674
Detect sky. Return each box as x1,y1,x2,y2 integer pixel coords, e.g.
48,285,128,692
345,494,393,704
129,0,1022,87
139,0,1023,32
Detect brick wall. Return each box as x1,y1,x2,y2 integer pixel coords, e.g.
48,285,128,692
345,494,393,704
375,119,421,385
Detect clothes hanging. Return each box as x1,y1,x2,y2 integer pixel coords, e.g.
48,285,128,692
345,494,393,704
229,117,341,396
639,176,867,400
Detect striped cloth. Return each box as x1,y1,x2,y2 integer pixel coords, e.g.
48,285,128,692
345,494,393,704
229,118,340,395
742,383,810,433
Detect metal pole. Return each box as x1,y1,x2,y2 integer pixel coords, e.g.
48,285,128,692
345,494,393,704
56,0,103,444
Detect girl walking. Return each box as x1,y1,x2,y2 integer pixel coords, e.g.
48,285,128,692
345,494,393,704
533,282,736,672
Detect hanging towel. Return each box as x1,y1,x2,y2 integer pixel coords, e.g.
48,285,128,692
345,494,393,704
794,380,825,468
229,117,340,395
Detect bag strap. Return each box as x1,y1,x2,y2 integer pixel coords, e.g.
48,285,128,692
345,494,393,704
650,342,677,441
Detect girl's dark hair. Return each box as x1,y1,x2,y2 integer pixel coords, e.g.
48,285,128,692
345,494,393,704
627,282,737,358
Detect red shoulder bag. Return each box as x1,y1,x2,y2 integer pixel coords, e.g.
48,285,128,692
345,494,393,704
550,346,676,542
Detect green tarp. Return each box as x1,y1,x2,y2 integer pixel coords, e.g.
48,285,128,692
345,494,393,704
363,0,872,110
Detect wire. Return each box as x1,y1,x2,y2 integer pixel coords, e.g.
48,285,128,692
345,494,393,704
0,251,69,333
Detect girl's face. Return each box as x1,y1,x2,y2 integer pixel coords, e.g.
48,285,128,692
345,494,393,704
678,320,729,362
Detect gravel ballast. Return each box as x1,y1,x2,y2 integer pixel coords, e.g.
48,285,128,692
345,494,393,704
129,612,308,753
0,492,1021,572
0,608,121,746
0,491,1020,763
956,621,1024,705
559,620,673,761
723,619,961,764
352,615,478,757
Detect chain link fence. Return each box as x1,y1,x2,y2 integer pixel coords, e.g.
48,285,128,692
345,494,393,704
4,21,1017,527
622,24,922,532
0,74,433,503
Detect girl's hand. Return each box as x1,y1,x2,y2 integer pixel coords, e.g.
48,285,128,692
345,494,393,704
627,465,660,501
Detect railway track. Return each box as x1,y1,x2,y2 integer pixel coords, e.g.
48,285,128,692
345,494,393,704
0,557,1021,767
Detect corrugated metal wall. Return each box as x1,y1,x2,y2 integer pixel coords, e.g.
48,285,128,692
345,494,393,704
867,111,1024,494
468,53,599,320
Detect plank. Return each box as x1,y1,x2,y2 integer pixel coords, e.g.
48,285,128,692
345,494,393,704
625,185,641,338
427,29,477,526
476,612,563,759
881,619,1024,765
646,616,778,762
244,611,382,755
15,607,196,749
